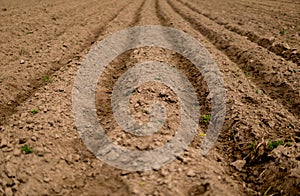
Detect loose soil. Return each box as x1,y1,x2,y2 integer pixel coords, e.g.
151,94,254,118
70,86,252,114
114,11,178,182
0,0,299,195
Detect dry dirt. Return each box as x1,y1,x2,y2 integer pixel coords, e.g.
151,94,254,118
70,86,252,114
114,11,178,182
0,0,300,195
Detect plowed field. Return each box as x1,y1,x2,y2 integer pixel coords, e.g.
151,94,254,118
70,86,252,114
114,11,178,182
0,0,299,195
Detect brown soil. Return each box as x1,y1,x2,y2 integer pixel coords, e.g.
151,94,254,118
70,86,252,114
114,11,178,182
0,0,299,195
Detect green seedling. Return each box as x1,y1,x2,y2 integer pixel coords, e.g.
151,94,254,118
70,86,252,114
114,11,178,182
280,29,285,35
263,186,271,196
157,119,164,124
125,88,136,96
19,48,25,56
255,89,259,94
21,144,33,154
244,70,250,77
140,182,145,186
42,76,52,83
202,114,211,123
268,139,283,150
248,141,256,149
199,133,206,137
30,109,39,114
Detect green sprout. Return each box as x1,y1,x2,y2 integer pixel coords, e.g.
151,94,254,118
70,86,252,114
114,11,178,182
244,70,250,77
125,88,136,96
248,141,256,149
30,109,39,114
19,48,25,56
280,29,285,35
263,186,271,196
202,114,211,123
199,133,206,137
42,76,52,83
140,182,145,186
268,139,284,150
21,144,33,154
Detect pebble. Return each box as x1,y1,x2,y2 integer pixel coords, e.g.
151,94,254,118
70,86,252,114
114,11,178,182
5,187,13,196
13,148,21,156
52,184,61,194
43,177,50,183
20,60,25,64
34,147,44,156
230,160,246,171
0,138,8,148
5,162,17,177
187,169,196,177
167,183,173,189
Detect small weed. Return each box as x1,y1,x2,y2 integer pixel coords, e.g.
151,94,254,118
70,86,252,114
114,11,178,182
263,186,271,196
140,182,145,186
244,70,250,77
30,109,39,114
154,77,161,81
280,29,285,35
248,141,256,149
268,139,283,150
125,88,136,96
42,76,52,83
286,141,292,146
199,133,206,137
19,48,25,56
202,114,211,123
21,144,33,154
157,119,164,124
255,89,259,94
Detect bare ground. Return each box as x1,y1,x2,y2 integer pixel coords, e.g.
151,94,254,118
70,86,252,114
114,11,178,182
0,0,299,195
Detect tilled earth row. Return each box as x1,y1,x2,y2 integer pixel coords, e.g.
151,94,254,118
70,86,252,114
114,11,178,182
0,0,299,195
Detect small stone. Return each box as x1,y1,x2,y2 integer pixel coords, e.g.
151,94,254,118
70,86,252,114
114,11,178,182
5,187,13,196
52,184,61,194
5,162,17,177
34,147,44,156
0,138,8,148
187,169,196,177
291,50,298,54
160,168,168,177
18,137,27,144
13,148,21,156
73,154,80,162
230,160,246,171
43,177,50,183
121,171,131,176
132,187,139,194
20,60,25,64
17,172,28,183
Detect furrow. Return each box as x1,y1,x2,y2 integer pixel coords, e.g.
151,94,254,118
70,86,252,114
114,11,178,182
177,0,300,65
168,0,300,117
0,0,135,125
